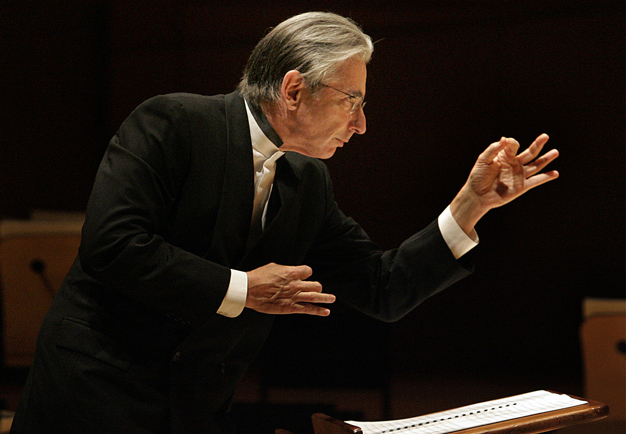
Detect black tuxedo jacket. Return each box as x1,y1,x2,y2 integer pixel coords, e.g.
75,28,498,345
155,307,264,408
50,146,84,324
11,92,471,433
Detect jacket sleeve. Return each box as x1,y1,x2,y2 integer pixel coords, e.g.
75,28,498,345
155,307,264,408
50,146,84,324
78,95,231,324
306,166,473,323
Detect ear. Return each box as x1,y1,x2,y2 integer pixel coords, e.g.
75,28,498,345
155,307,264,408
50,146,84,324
280,70,306,111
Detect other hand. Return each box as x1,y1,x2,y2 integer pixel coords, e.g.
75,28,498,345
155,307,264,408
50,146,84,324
245,263,335,316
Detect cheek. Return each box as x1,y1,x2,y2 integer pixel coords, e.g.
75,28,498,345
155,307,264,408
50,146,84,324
320,115,346,136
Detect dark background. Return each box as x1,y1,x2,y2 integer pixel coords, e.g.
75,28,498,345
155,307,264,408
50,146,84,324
1,0,624,420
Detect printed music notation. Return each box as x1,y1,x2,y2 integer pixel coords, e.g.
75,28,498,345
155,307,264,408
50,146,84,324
345,390,587,434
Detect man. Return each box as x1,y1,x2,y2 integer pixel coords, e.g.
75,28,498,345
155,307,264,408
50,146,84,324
11,11,559,434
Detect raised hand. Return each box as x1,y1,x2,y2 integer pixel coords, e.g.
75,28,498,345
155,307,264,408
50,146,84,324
451,134,559,235
245,263,336,316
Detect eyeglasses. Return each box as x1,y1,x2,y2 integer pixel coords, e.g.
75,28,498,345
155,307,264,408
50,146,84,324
322,84,366,114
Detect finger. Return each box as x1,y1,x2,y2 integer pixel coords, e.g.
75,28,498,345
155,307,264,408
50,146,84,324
502,137,520,156
518,133,550,165
286,264,313,281
294,291,336,304
283,279,323,295
270,297,332,316
524,149,559,178
495,137,521,165
478,139,508,164
290,303,332,317
524,170,560,190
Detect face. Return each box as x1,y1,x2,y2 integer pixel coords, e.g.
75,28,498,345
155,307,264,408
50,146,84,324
280,57,367,159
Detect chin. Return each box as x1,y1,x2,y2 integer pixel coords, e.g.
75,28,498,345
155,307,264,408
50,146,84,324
284,143,338,159
317,148,338,159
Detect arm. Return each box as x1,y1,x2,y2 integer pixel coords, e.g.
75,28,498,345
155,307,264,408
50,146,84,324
451,134,559,235
302,162,473,322
234,135,558,321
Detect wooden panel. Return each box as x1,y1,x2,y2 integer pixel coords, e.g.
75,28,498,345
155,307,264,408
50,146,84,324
581,315,626,420
0,228,81,366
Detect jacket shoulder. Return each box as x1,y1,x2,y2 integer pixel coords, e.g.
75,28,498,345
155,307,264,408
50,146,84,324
137,93,227,117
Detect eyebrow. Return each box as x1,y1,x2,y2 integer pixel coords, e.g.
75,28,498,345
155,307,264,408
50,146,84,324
350,90,364,98
346,89,363,98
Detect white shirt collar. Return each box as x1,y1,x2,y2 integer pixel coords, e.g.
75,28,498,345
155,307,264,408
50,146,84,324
245,100,281,159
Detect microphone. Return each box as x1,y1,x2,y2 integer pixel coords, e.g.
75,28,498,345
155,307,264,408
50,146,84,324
30,259,56,298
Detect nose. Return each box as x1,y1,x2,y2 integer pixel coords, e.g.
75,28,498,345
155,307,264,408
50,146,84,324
349,107,366,135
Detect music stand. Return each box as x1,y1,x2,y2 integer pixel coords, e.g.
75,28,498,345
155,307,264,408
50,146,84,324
310,392,608,434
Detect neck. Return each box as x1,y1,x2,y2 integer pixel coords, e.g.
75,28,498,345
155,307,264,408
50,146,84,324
260,100,294,149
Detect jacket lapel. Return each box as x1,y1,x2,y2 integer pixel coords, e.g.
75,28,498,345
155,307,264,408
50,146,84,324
205,92,254,268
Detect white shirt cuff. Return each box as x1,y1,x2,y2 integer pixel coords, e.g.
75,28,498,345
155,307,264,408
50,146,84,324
438,205,479,259
217,269,248,318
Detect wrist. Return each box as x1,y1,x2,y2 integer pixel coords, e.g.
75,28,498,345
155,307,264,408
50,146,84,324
450,185,489,236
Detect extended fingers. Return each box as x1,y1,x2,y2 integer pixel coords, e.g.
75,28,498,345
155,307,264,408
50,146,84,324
246,263,336,316
517,133,550,165
523,170,560,191
270,268,335,310
524,148,559,178
278,281,333,304
286,264,314,281
268,279,318,302
499,134,558,179
294,290,336,304
279,277,322,295
287,303,332,316
273,291,335,316
278,279,335,316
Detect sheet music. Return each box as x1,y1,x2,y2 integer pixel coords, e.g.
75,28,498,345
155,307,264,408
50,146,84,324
346,390,587,434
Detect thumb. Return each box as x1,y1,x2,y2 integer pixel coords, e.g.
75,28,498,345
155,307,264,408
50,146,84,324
479,139,507,165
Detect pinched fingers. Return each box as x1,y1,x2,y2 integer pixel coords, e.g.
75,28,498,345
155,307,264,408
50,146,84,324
494,137,521,164
502,137,521,155
479,137,520,166
478,140,507,164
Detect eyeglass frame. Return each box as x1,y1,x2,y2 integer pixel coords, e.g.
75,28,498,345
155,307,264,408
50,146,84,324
321,84,367,114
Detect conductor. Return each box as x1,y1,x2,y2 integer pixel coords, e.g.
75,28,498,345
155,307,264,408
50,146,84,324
11,11,559,434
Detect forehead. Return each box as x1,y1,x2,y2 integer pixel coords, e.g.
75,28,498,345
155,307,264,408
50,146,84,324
327,58,367,96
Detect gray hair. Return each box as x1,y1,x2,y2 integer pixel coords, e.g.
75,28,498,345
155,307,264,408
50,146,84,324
238,12,374,105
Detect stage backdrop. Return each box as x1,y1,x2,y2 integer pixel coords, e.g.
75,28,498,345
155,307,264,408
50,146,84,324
1,0,624,397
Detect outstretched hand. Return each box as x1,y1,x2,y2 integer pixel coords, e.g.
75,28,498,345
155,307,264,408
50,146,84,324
245,263,335,316
451,134,559,235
